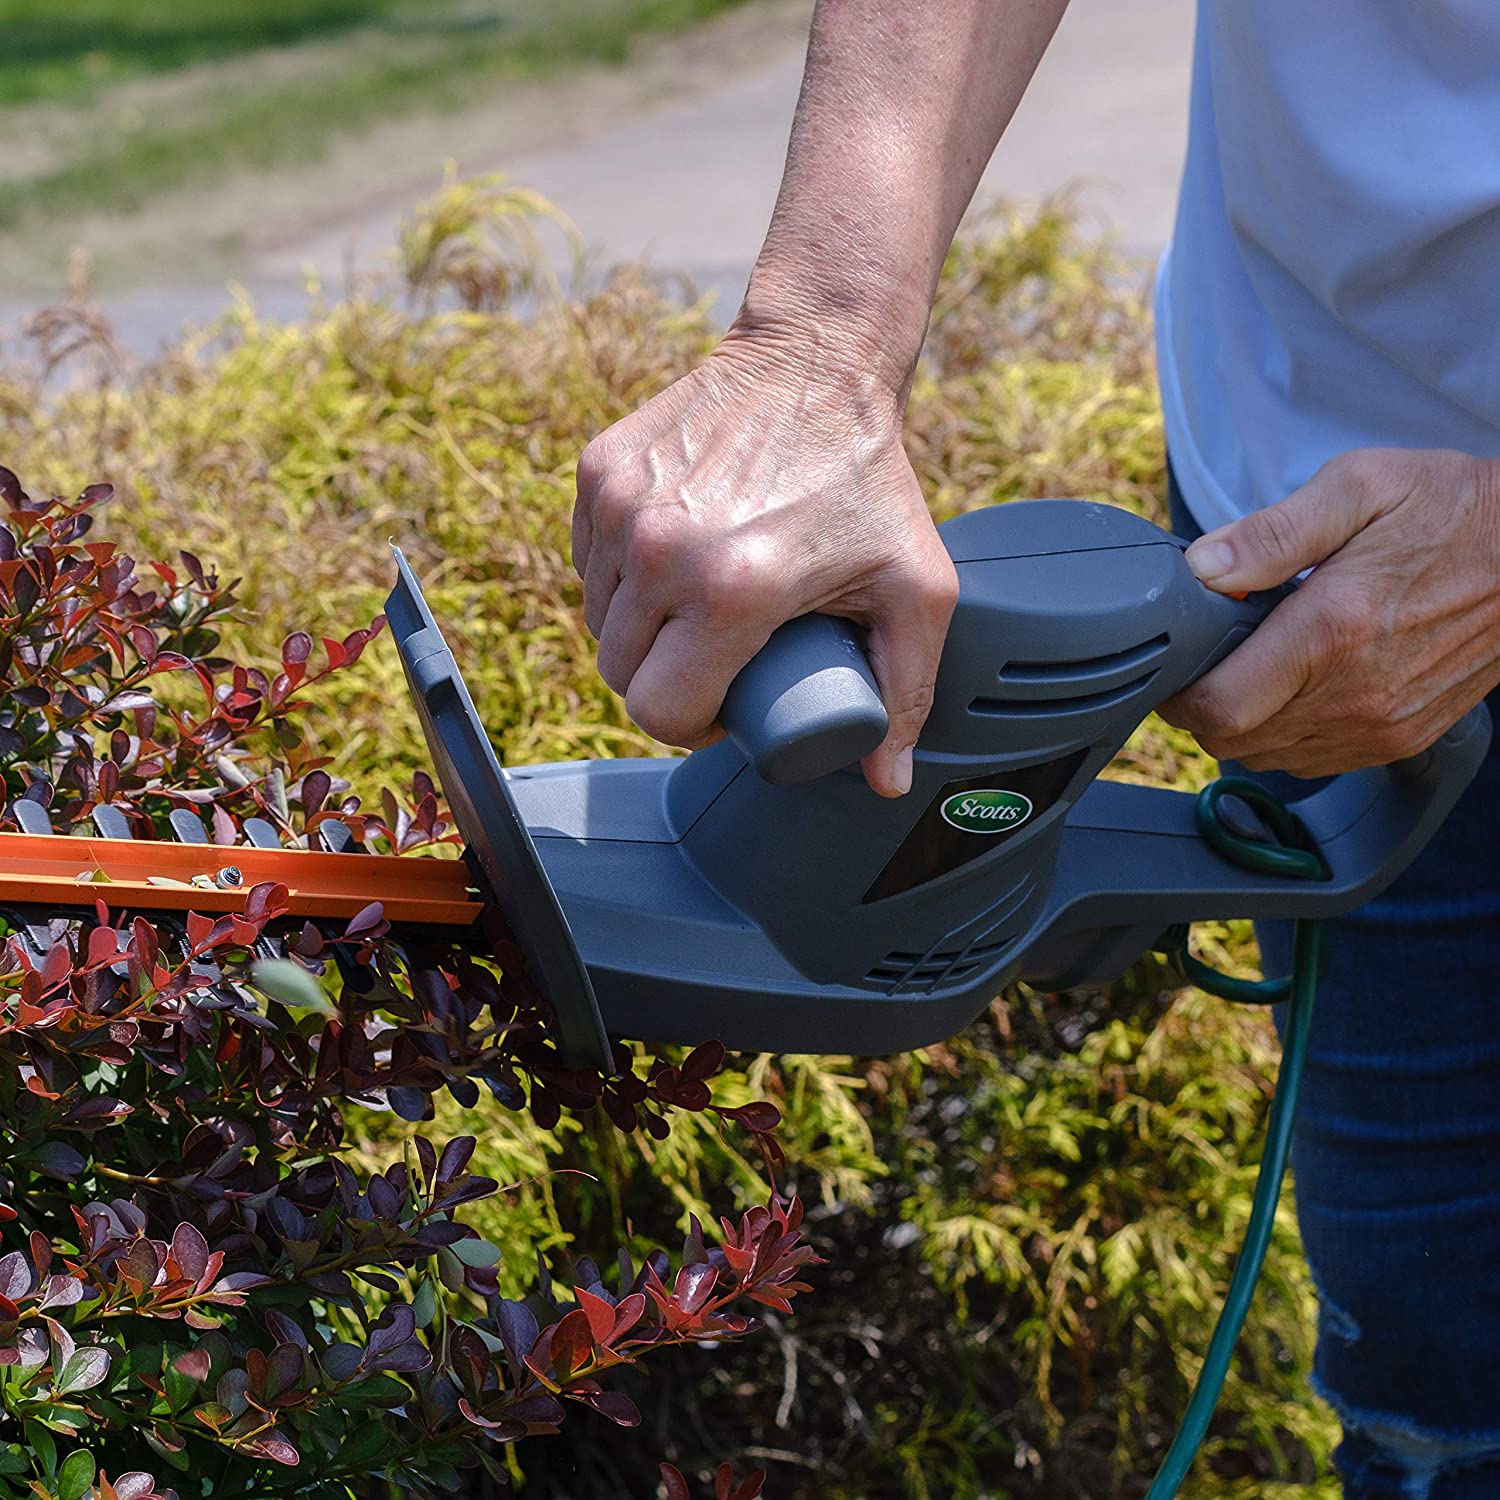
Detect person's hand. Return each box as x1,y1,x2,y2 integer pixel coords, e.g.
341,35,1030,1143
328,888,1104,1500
572,321,957,797
1160,448,1500,777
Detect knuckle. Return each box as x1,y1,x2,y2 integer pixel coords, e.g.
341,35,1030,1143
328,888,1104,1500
623,509,682,577
575,438,607,495
697,550,783,622
893,539,959,607
918,558,960,619
590,473,640,533
1182,687,1247,742
624,686,697,749
1247,501,1303,567
593,637,631,696
1323,448,1382,493
886,680,937,729
1374,711,1430,762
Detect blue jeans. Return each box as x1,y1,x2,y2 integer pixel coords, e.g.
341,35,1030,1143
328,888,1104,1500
1168,479,1500,1498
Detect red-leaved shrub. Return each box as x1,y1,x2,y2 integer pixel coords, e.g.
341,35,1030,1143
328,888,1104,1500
0,468,814,1496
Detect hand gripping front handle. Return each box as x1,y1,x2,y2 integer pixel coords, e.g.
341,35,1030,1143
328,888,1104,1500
719,614,889,785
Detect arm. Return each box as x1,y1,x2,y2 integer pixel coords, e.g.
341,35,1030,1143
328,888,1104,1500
573,0,1070,795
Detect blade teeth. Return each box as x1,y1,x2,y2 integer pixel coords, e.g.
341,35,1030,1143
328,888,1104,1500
8,800,53,836
317,818,355,854
168,808,210,845
242,817,282,850
91,805,132,840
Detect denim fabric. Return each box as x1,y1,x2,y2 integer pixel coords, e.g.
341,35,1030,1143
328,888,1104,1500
1167,476,1500,1498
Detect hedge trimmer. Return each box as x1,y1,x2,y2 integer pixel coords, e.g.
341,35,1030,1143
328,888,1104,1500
1,498,1488,1495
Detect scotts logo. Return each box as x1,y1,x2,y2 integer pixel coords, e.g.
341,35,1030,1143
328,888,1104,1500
939,789,1035,834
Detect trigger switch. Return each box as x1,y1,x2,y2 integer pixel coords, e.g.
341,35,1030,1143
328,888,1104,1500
1217,793,1278,845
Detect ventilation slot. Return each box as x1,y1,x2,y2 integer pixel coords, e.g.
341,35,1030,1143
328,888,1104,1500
864,874,1037,992
997,633,1171,685
971,673,1159,719
864,937,1013,995
971,632,1170,720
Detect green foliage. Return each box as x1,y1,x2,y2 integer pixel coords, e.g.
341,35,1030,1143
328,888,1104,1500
0,181,1340,1495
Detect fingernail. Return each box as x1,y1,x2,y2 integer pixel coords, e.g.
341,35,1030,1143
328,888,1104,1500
1185,537,1235,583
892,747,913,796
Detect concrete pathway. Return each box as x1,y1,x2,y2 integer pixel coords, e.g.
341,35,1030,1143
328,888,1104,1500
279,0,1194,315
4,0,1194,354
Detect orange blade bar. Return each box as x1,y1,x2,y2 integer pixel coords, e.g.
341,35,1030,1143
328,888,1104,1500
0,831,481,926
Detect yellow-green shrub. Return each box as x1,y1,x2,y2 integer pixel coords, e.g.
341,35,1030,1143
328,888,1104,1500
0,179,1338,1497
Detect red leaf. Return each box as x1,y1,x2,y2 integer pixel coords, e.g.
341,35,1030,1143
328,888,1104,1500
281,632,313,668
610,1292,646,1345
681,1039,726,1081
342,901,385,938
243,881,289,923
436,1136,475,1183
171,1347,212,1382
131,916,159,973
229,917,260,947
171,1222,209,1283
457,1398,524,1438
660,1465,691,1500
575,1286,615,1346
579,1389,640,1427
86,926,120,968
548,1308,594,1379
747,1289,794,1314
243,1432,299,1466
674,1262,717,1315
721,1101,781,1133
301,769,331,817
321,637,347,670
39,941,71,993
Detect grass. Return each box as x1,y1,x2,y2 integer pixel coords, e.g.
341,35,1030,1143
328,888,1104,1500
0,0,751,231
0,0,412,105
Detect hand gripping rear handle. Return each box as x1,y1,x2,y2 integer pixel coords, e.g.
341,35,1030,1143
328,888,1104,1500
719,613,888,784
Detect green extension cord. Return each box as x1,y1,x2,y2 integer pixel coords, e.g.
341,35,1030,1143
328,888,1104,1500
1145,777,1327,1499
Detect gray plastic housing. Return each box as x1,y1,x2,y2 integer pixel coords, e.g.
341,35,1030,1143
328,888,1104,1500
392,501,1491,1061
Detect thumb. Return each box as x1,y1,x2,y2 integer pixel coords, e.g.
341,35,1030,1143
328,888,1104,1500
858,559,958,799
1184,460,1382,593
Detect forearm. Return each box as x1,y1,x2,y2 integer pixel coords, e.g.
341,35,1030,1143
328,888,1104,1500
737,0,1070,396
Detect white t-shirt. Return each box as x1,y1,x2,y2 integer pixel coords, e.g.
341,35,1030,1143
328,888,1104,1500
1156,1,1500,534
